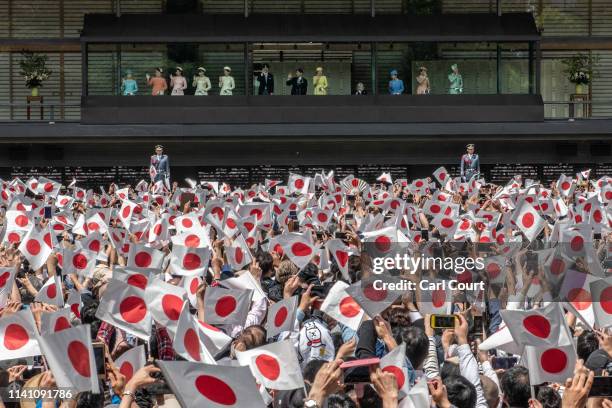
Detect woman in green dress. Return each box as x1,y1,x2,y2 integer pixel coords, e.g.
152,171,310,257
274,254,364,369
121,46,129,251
448,63,463,94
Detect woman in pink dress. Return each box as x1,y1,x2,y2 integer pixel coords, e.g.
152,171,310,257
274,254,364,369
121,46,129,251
170,67,187,95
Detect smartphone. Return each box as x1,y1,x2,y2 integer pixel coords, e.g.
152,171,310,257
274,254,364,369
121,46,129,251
347,195,355,201
526,250,538,273
594,232,602,240
23,365,44,380
430,314,457,329
315,231,324,240
334,231,347,240
421,229,429,241
345,213,354,221
588,376,612,397
491,356,518,370
44,206,52,219
289,210,297,220
406,195,414,204
144,361,173,395
92,342,106,378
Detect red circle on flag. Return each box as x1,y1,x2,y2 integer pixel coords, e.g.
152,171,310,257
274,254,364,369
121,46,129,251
121,206,131,219
119,362,134,382
601,286,612,314
162,294,183,320
212,207,225,220
430,204,441,214
550,258,565,275
190,278,200,294
26,239,41,255
0,271,11,288
4,324,29,350
8,232,20,243
561,181,571,191
184,328,201,361
54,317,71,332
134,251,152,267
195,375,237,405
521,213,534,228
363,283,387,301
71,303,81,318
317,213,328,222
250,209,263,220
291,242,312,257
44,233,52,248
382,365,405,389
183,253,202,270
184,234,200,248
89,240,101,252
87,222,99,232
226,218,237,228
374,235,391,253
68,341,91,377
339,296,361,317
523,315,551,338
335,250,349,267
15,215,29,227
540,348,567,373
486,263,501,279
182,218,193,228
215,296,237,317
72,253,88,269
415,180,424,188
432,289,446,308
47,283,57,299
44,182,54,193
274,306,288,327
127,274,148,290
255,354,281,380
235,247,244,264
120,296,147,323
441,218,454,228
567,288,592,311
570,236,584,252
294,179,304,189
459,220,470,230
153,224,163,236
244,222,255,232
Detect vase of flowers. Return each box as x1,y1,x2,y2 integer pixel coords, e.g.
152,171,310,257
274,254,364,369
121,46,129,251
19,51,52,96
562,53,597,94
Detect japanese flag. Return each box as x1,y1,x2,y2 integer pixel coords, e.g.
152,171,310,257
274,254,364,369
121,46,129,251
483,255,506,285
173,301,216,363
148,215,170,243
40,307,72,334
514,200,545,241
66,288,82,320
265,296,298,338
380,342,410,397
144,278,187,334
524,342,576,385
227,234,253,271
19,226,53,270
288,173,310,195
170,244,211,277
6,210,33,232
280,233,316,270
157,360,266,408
417,279,452,315
37,177,61,197
85,213,108,235
62,248,97,278
557,174,575,198
184,275,203,308
0,309,41,361
172,230,210,249
222,207,241,238
432,167,450,185
236,339,305,390
326,239,357,280
500,302,566,347
203,286,253,326
590,277,612,328
112,266,152,291
0,266,17,308
127,243,165,271
95,279,152,340
320,281,364,330
38,324,99,393
196,320,233,357
118,199,138,230
345,277,402,318
114,344,146,383
377,172,393,185
34,275,64,307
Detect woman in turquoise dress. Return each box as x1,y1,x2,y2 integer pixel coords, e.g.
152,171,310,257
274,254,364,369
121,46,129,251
121,69,138,96
388,69,404,95
448,64,463,94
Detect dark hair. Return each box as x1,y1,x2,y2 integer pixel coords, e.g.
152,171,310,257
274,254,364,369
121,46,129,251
445,375,477,408
577,330,599,362
256,250,274,276
536,386,562,408
303,359,327,383
327,393,358,408
297,68,304,73
392,326,428,369
440,360,460,379
501,366,531,408
76,382,105,408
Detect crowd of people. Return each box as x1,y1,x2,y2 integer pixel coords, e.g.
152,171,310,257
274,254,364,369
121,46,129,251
0,160,610,408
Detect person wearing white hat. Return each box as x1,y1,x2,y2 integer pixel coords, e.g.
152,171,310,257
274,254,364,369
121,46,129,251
170,66,187,95
313,67,328,96
449,63,463,94
192,67,211,96
146,67,167,95
219,66,235,96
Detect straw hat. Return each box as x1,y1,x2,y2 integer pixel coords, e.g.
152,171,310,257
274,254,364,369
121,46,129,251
223,66,231,72
197,67,206,72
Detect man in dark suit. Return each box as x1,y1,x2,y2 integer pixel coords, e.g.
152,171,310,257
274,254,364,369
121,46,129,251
354,82,367,95
286,68,308,95
255,63,274,95
150,144,170,184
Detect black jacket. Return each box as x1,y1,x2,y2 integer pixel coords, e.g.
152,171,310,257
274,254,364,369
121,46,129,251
256,72,274,95
286,76,308,95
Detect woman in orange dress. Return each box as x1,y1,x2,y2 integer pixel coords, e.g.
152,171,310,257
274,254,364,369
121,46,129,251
146,67,168,96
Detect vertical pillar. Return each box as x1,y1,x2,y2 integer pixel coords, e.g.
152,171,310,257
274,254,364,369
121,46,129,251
244,43,250,96
496,44,501,94
371,42,377,95
535,41,541,95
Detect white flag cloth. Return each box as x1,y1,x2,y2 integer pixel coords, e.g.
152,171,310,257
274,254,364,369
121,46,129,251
157,360,266,408
170,244,211,276
196,319,233,358
380,342,410,398
40,308,72,334
590,277,612,328
66,288,82,320
499,302,566,348
0,266,17,308
236,339,305,390
320,281,364,330
344,277,402,318
514,200,545,241
95,279,152,340
34,275,64,307
112,266,153,290
326,239,357,281
113,344,146,383
173,301,216,364
226,234,253,271
0,308,41,361
265,296,298,338
524,342,577,385
62,248,97,278
18,226,52,270
127,243,165,271
38,324,99,393
417,279,452,315
203,286,253,326
280,233,316,269
144,278,187,335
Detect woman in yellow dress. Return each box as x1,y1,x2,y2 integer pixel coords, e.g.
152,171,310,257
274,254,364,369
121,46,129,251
313,67,328,95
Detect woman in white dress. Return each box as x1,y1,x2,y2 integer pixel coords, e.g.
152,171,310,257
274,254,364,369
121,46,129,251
219,66,235,96
193,67,211,95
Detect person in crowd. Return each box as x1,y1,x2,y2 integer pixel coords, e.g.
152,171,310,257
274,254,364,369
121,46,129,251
313,67,328,96
120,70,138,96
169,66,187,95
449,63,464,94
0,164,610,408
416,66,430,94
460,143,480,182
287,68,308,95
255,63,274,95
388,69,404,95
354,82,367,95
192,67,211,96
146,67,168,96
219,66,235,96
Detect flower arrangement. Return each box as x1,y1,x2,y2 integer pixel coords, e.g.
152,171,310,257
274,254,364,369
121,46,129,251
561,53,596,85
19,51,52,89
